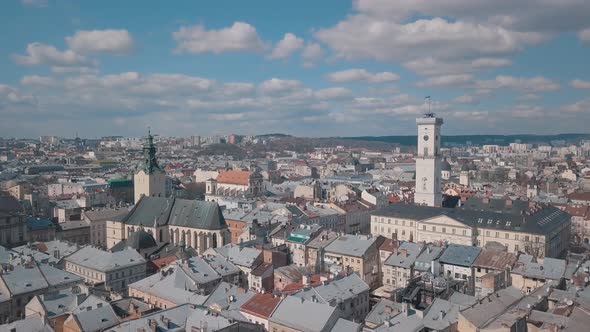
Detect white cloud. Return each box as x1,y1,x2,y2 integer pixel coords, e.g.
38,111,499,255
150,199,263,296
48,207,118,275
353,0,590,33
570,79,590,89
173,22,265,54
12,43,93,67
222,82,255,96
471,58,512,68
316,16,543,63
562,98,590,113
66,29,134,54
579,28,590,42
21,75,56,86
301,45,323,68
476,75,559,93
454,95,478,104
416,74,473,87
301,43,324,65
0,84,36,105
258,78,301,94
51,66,99,74
268,33,304,60
314,87,352,100
326,68,399,83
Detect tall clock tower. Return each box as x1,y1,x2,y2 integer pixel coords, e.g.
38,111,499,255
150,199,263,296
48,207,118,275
414,115,443,207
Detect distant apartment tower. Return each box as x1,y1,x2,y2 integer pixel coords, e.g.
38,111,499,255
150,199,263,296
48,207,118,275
414,114,443,207
133,130,166,204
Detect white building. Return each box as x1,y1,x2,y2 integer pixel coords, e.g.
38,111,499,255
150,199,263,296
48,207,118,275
63,246,146,293
414,115,443,207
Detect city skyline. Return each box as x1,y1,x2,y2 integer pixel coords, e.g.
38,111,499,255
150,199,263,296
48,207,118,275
2,0,590,137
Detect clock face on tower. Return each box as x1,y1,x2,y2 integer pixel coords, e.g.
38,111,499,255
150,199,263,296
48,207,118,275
423,135,430,141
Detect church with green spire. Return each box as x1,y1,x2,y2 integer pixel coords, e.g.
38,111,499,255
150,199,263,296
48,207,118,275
134,130,166,204
139,129,163,174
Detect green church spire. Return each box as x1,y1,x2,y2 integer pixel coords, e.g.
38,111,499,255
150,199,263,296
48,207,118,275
141,129,162,174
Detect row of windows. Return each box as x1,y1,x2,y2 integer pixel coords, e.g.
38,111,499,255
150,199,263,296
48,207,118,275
372,220,549,245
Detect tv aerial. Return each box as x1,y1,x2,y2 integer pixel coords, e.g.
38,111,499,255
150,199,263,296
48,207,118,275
424,96,435,118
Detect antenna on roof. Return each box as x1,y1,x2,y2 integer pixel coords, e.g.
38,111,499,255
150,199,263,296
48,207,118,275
424,96,435,118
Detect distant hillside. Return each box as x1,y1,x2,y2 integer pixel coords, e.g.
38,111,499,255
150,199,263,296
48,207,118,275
197,143,246,159
337,133,590,146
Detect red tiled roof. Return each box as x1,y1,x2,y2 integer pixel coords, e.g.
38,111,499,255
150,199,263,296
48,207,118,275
240,293,282,319
564,205,590,218
281,275,322,294
216,170,252,186
568,192,590,202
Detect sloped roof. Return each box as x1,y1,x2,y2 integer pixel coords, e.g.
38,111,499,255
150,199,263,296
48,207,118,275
168,199,227,230
123,197,227,230
473,249,517,270
217,170,253,185
270,295,337,332
65,246,145,272
240,293,282,319
438,244,481,267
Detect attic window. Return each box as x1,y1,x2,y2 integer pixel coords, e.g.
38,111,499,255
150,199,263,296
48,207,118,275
101,318,108,322
25,283,32,287
506,221,511,227
487,219,493,224
477,218,483,224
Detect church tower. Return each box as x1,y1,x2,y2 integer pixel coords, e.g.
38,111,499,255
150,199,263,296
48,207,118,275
414,114,443,207
134,130,166,204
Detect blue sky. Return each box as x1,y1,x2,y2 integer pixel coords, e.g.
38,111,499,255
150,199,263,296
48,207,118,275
2,0,590,138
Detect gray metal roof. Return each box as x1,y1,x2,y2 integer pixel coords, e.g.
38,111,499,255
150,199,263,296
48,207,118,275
39,264,84,286
209,244,262,268
203,282,254,311
37,290,88,318
330,318,360,332
365,299,403,326
459,287,524,328
422,298,460,331
324,235,376,258
511,256,566,280
0,313,53,332
414,244,444,272
270,295,338,332
124,196,227,230
106,303,195,331
69,299,119,331
128,267,209,305
203,254,241,278
65,246,145,272
292,273,369,304
384,242,423,269
438,244,481,267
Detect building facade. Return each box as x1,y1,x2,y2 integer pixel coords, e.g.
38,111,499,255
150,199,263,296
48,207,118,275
0,196,27,248
371,199,571,259
414,115,443,207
